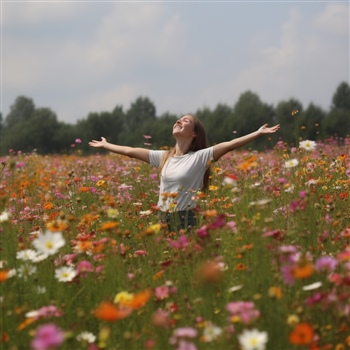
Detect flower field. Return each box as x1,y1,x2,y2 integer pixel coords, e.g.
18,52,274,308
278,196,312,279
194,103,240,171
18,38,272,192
1,137,349,350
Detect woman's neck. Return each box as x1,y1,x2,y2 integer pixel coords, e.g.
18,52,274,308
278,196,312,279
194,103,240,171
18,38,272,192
174,139,193,156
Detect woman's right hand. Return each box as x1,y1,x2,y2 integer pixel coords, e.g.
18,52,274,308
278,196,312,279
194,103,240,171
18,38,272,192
89,137,107,148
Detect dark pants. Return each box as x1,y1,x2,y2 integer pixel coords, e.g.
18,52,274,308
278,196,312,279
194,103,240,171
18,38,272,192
158,210,197,232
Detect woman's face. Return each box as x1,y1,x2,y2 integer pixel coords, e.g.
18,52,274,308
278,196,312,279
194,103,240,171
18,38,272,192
173,115,196,139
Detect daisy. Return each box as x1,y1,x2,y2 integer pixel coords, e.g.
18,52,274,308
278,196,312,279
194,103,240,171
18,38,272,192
55,266,77,282
16,249,38,261
299,140,317,151
238,329,268,350
32,231,65,256
203,323,223,342
0,211,11,223
284,159,299,168
17,263,37,280
76,331,96,344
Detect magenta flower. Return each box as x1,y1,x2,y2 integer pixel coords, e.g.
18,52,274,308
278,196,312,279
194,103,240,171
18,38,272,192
226,301,260,324
154,286,170,300
75,138,82,143
31,323,65,350
196,225,209,238
314,256,338,272
168,236,190,250
76,260,93,275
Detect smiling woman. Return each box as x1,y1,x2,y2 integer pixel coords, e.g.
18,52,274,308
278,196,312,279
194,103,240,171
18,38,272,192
89,114,280,232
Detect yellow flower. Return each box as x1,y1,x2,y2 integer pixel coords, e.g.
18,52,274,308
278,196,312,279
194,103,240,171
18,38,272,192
209,185,219,191
96,180,106,187
106,208,119,218
114,291,134,304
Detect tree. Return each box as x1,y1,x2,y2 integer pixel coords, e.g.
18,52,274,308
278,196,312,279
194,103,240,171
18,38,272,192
299,103,326,141
232,91,275,149
275,99,303,146
323,82,350,139
5,96,35,128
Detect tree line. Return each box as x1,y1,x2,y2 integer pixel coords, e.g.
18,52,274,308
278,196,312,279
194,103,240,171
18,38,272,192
1,81,349,155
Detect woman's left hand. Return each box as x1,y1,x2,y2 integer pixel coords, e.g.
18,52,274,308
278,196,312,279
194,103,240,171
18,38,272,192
258,124,280,134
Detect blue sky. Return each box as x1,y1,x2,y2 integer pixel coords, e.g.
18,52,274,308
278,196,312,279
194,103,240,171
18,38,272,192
1,1,349,124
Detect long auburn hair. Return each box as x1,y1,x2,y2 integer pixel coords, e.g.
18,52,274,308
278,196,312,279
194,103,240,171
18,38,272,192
159,114,211,191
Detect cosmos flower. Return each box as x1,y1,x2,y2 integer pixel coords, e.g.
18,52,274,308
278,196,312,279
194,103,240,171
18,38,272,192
238,328,268,350
284,159,299,168
31,323,65,350
299,140,317,151
0,211,11,223
32,231,65,256
203,322,223,342
76,331,96,344
54,266,77,282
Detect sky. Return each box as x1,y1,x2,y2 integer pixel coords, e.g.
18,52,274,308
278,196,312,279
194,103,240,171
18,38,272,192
1,0,349,124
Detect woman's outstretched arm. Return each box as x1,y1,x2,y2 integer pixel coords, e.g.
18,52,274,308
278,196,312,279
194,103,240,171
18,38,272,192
212,124,280,161
89,137,150,163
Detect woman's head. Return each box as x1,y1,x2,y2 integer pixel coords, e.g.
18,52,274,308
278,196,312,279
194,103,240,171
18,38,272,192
178,114,209,152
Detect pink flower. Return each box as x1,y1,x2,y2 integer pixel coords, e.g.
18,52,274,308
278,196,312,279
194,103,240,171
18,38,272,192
27,306,63,320
76,260,93,275
31,323,65,350
143,135,152,139
314,256,338,272
134,250,148,256
196,225,209,238
168,236,190,250
154,286,170,300
75,138,82,144
226,301,260,324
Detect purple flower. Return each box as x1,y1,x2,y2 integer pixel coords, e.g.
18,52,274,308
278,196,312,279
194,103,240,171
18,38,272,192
31,323,65,350
315,256,338,272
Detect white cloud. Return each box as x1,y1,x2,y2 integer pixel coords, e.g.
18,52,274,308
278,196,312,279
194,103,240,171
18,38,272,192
2,2,87,26
313,3,349,35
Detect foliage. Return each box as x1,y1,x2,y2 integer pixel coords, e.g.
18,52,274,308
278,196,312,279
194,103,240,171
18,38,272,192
1,136,349,350
1,82,349,155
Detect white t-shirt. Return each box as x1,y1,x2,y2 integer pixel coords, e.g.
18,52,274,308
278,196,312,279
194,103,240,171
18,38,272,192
149,147,214,211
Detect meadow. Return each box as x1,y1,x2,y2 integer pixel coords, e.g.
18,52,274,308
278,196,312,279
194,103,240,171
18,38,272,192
0,136,349,350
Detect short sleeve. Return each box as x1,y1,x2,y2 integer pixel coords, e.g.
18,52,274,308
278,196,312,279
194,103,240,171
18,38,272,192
149,150,167,168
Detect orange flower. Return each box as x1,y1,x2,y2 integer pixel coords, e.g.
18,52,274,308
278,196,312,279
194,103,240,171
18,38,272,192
292,262,314,279
205,209,218,218
79,187,91,192
119,289,152,309
0,270,9,283
100,221,119,231
46,219,68,232
93,302,132,322
236,263,247,271
43,202,54,210
17,317,36,331
289,322,314,345
237,155,258,171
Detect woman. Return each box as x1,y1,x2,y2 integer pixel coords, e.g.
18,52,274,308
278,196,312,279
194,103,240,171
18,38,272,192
89,114,280,231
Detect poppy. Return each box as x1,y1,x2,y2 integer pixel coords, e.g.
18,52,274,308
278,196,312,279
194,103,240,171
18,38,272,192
289,322,314,345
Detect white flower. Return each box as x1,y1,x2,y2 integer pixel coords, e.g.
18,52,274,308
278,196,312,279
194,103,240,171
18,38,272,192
55,266,77,282
299,140,317,151
238,329,268,350
76,331,96,344
16,249,38,261
32,230,65,256
0,211,11,223
17,263,37,280
284,159,299,168
302,281,322,291
203,323,223,342
228,284,243,293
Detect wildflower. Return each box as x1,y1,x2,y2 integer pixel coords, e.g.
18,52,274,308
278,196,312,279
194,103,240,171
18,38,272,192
143,223,161,235
32,230,65,256
31,323,65,350
223,174,238,187
17,263,37,280
302,282,322,291
0,211,11,222
228,284,243,293
268,286,283,299
286,314,300,326
120,289,152,309
75,138,82,143
96,180,106,187
76,260,93,275
299,140,317,151
203,322,222,342
292,262,314,279
100,221,119,231
197,260,223,284
226,301,260,324
76,331,96,344
43,202,54,210
238,328,268,350
289,322,314,345
0,269,16,282
55,266,77,282
151,309,171,328
284,159,299,168
26,305,63,320
114,291,134,304
16,249,38,261
93,302,132,322
106,208,119,218
314,256,338,272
